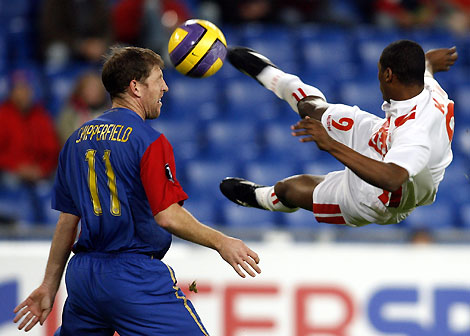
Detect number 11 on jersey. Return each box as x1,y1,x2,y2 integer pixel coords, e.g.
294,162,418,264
85,149,121,216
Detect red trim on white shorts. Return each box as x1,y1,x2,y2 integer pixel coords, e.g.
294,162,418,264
313,203,346,225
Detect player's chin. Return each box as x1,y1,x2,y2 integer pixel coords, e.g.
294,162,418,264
148,106,162,120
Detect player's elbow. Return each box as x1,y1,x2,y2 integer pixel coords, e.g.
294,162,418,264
382,164,409,192
154,211,175,230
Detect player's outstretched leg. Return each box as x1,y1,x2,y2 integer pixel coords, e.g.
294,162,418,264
220,177,298,213
227,47,327,114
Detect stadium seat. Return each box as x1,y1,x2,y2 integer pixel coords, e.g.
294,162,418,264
183,159,240,202
453,85,470,123
0,71,8,101
45,63,89,117
459,204,470,230
353,26,402,79
410,28,457,55
454,124,470,157
221,203,279,228
280,209,317,229
299,25,357,82
302,160,345,176
260,121,323,163
243,161,298,186
203,120,261,161
224,77,281,121
241,24,298,74
150,120,203,161
0,0,31,17
164,73,223,121
182,198,220,227
338,79,383,116
405,202,457,231
438,158,470,208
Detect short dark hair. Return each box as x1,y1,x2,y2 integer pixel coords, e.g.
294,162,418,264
102,46,164,99
379,40,425,86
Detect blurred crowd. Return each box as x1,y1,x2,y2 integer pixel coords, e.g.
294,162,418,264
0,0,469,228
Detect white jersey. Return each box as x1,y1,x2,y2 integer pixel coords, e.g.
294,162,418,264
313,76,454,226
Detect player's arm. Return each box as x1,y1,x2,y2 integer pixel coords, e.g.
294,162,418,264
155,204,261,278
292,117,408,192
425,46,458,76
297,96,330,121
13,212,79,331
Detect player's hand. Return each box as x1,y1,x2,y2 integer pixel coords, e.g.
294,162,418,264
291,116,334,151
425,47,458,73
217,236,261,278
13,284,55,332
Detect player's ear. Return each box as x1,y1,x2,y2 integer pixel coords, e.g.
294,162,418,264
384,67,393,83
129,79,141,98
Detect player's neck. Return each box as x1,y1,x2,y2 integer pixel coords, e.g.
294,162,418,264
111,98,145,120
390,84,424,102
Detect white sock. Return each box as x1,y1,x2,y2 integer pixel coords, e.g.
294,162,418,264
257,66,326,114
254,186,298,213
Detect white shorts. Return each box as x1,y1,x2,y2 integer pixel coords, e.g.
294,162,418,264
311,104,409,226
312,169,404,227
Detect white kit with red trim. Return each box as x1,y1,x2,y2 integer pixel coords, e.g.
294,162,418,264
312,76,454,226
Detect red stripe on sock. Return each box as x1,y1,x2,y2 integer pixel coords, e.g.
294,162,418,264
313,203,341,214
272,198,280,205
292,92,300,101
298,88,307,98
315,216,346,225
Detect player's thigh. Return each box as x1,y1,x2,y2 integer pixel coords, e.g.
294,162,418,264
111,261,209,336
275,174,324,210
60,299,114,336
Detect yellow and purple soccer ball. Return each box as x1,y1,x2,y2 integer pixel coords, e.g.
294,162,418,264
168,19,227,78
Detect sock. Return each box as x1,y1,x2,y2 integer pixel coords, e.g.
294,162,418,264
257,67,326,114
254,186,298,213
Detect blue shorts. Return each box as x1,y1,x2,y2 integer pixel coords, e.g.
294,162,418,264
59,252,209,336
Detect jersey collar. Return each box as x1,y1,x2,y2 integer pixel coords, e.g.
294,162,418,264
381,87,427,118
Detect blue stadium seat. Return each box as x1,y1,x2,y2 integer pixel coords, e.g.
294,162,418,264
0,28,7,73
243,161,298,186
353,26,401,77
338,79,383,116
405,202,457,230
184,159,240,202
460,204,470,230
0,0,31,17
182,198,220,227
221,203,279,228
453,123,470,157
280,209,317,229
45,63,89,117
302,160,345,176
453,85,470,123
0,71,8,101
150,120,202,162
438,158,470,208
410,28,457,54
224,77,281,121
203,120,261,161
165,73,222,121
299,25,357,82
241,24,298,74
260,121,323,163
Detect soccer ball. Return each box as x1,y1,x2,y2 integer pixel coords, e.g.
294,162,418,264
168,19,227,78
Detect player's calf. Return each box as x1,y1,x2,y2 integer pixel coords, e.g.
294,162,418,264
220,178,298,213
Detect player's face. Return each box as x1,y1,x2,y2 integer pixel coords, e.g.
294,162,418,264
377,62,388,102
141,66,168,120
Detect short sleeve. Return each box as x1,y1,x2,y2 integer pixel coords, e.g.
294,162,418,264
140,134,188,215
51,146,80,216
384,123,431,178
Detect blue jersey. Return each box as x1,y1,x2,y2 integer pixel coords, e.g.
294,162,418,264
52,107,188,257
